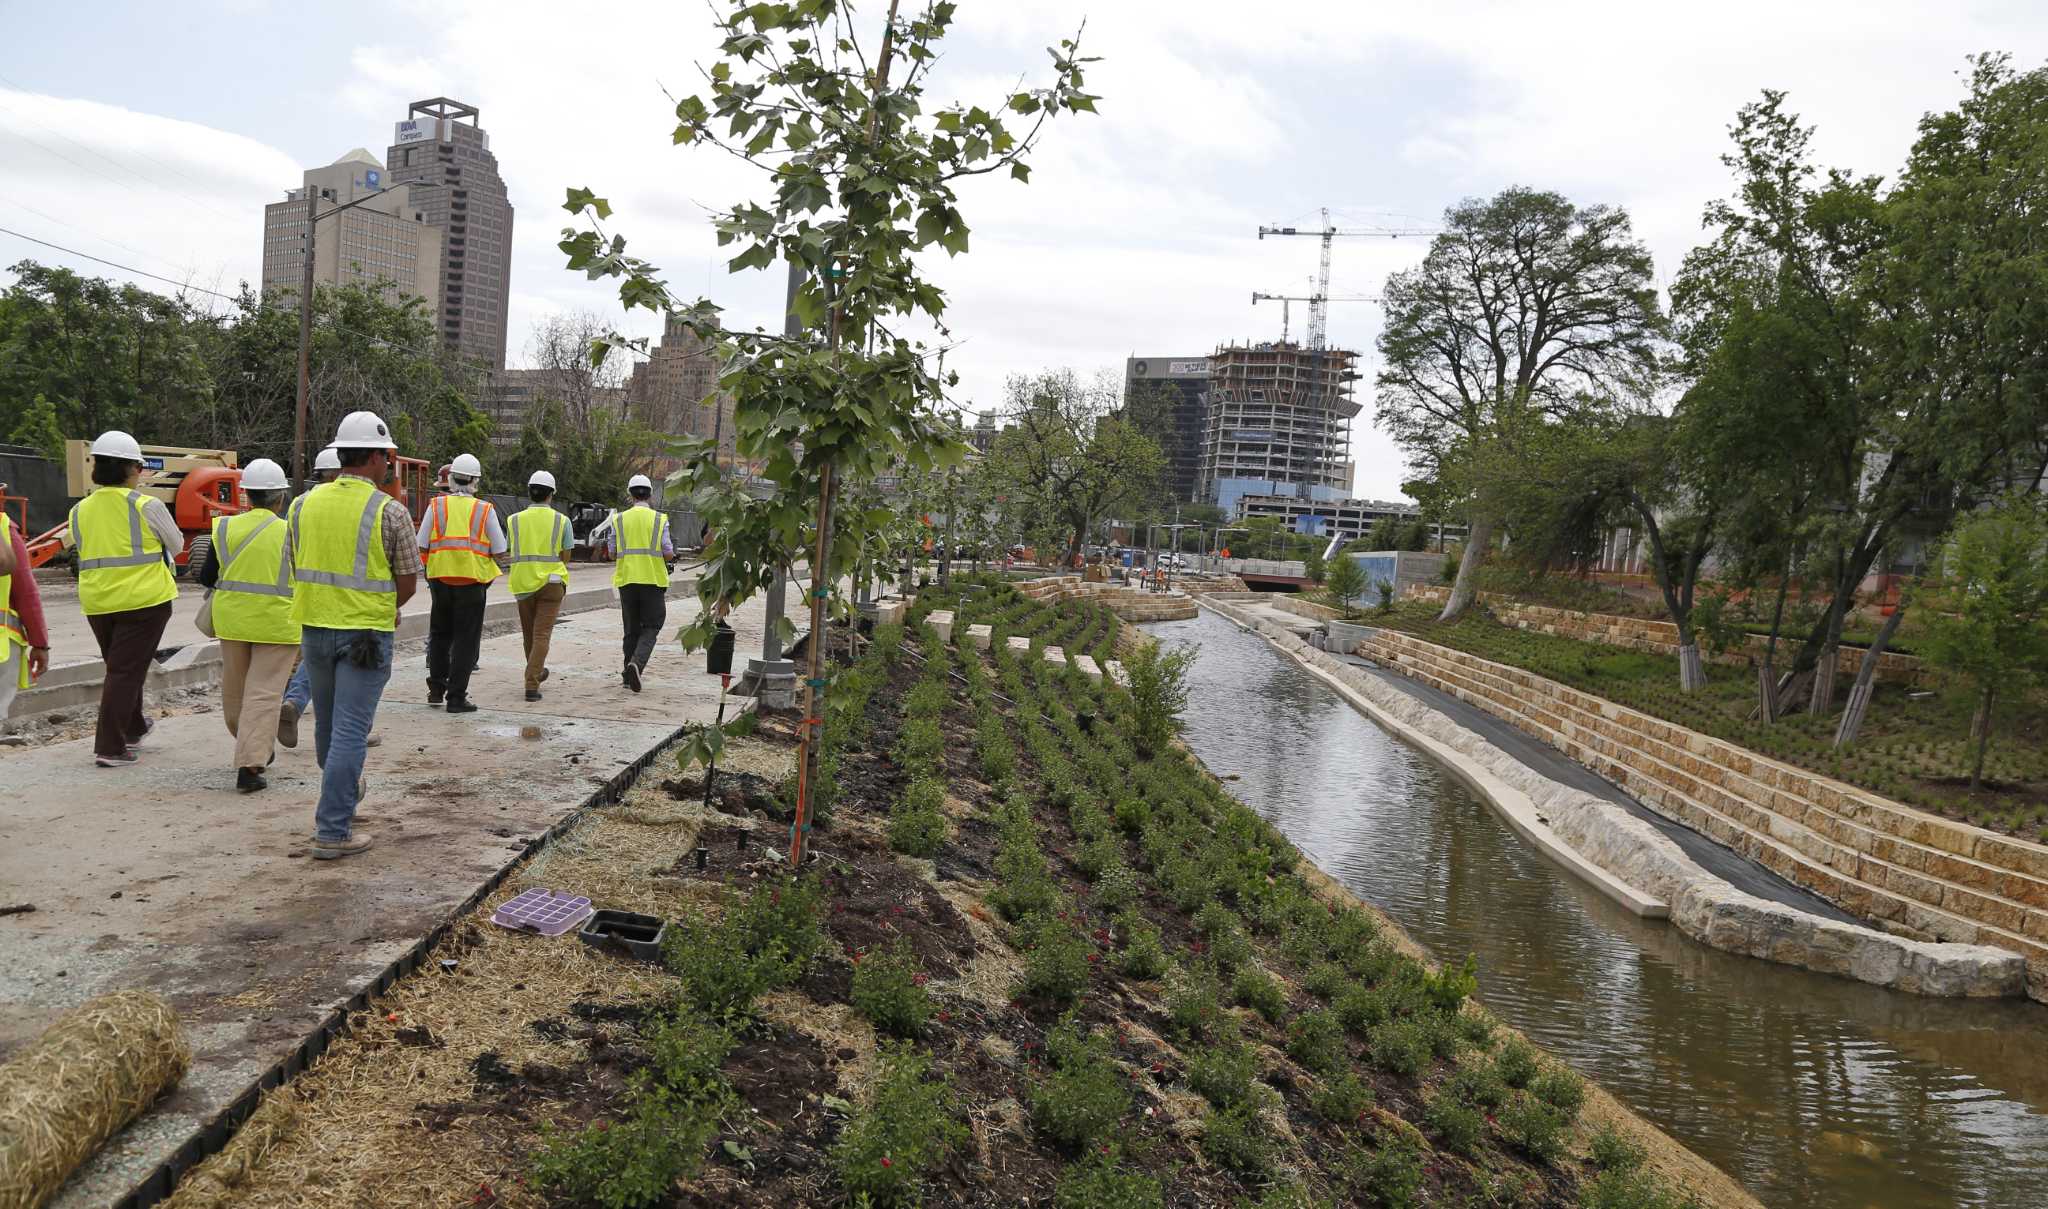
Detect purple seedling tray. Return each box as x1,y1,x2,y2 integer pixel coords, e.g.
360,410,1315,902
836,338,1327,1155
490,888,593,937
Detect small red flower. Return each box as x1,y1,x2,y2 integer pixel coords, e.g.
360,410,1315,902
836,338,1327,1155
880,1157,893,1168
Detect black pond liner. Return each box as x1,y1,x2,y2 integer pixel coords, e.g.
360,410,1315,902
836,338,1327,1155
115,720,694,1208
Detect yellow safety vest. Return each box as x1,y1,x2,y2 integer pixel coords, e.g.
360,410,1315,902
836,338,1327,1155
0,514,26,689
289,477,399,632
507,506,570,598
210,510,300,645
423,494,501,583
611,505,669,588
71,486,177,616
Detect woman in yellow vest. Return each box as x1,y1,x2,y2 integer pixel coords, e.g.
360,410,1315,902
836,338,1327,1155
71,431,182,768
199,458,298,793
0,501,53,719
603,473,672,693
416,452,505,713
508,469,572,702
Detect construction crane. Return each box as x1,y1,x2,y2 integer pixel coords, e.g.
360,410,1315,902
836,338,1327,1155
1256,209,1437,351
1249,291,1381,345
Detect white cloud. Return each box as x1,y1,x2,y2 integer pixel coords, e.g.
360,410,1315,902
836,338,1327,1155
9,1,2048,501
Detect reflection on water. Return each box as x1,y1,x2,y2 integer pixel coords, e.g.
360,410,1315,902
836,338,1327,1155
1152,612,2048,1209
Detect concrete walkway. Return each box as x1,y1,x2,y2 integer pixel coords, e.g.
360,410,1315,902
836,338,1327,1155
0,583,766,1207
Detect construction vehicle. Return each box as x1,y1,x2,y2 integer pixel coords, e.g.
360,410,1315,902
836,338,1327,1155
23,440,433,576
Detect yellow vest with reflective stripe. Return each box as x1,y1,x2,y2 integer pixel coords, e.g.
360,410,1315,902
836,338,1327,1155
424,494,501,583
0,514,26,689
72,486,177,616
211,510,300,645
289,477,398,632
611,505,668,588
507,506,570,597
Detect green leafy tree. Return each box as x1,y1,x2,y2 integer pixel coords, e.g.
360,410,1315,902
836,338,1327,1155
1377,188,1664,622
1916,494,2048,790
7,393,64,459
987,369,1163,564
1322,552,1369,609
560,0,1097,851
1123,639,1194,759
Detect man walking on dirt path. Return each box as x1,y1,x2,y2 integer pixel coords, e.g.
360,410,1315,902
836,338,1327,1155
508,470,572,702
285,412,419,861
598,473,671,694
417,452,505,713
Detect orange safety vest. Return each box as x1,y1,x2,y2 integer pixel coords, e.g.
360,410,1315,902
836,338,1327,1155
423,494,501,583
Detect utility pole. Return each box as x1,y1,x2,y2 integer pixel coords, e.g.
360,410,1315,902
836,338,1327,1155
291,183,402,489
292,186,318,490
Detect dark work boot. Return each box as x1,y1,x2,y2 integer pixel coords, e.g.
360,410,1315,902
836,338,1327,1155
427,682,446,707
237,767,268,794
445,698,479,714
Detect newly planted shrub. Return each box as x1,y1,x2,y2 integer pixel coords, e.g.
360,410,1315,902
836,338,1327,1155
1423,954,1478,1014
530,1084,723,1209
1347,1134,1423,1209
1495,1036,1540,1089
1284,1007,1345,1074
1198,1101,1273,1178
888,782,950,858
832,1044,969,1207
664,875,826,1017
1093,862,1140,912
1231,966,1287,1024
1425,1092,1483,1155
851,939,935,1039
1590,1124,1649,1173
1017,913,1095,1007
1310,1070,1374,1124
1118,920,1170,980
1165,964,1229,1041
1500,1094,1568,1163
1053,1146,1164,1209
1186,1038,1259,1109
1028,1014,1132,1150
1531,1067,1586,1119
646,1007,736,1102
1447,1061,1509,1112
1302,962,1349,1001
1367,1018,1430,1077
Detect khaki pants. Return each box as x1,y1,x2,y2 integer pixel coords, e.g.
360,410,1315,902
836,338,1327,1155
221,639,297,771
517,582,567,692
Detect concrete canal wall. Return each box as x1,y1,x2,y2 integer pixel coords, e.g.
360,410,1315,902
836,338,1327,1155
1354,626,2048,1001
1017,575,1198,621
1195,594,2026,998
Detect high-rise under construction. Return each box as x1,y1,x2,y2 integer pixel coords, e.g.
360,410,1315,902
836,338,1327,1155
1197,341,1359,514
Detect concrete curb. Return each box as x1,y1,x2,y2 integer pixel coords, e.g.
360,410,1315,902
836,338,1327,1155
1194,595,2027,998
9,576,695,723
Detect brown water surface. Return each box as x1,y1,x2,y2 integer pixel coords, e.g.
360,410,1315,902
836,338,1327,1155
1154,611,2048,1209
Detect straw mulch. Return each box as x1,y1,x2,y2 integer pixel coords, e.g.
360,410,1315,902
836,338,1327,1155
0,990,189,1209
159,738,794,1209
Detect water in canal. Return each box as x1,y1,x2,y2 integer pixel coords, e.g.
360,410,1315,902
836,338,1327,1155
1149,611,2048,1209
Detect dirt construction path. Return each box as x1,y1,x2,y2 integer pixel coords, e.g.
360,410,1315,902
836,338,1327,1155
0,584,766,1207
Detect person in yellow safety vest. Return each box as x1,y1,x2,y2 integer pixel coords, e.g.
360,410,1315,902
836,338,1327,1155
508,469,573,702
71,430,182,768
284,411,422,861
0,498,53,720
599,472,672,693
416,452,505,713
278,444,345,745
197,458,298,793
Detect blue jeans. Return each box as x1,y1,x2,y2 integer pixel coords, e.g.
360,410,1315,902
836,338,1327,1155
302,626,393,842
283,657,311,713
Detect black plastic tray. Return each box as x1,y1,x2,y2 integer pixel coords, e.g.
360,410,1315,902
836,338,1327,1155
577,909,668,962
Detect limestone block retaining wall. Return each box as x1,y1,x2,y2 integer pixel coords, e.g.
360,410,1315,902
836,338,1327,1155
1197,595,2025,997
1404,585,1927,685
1358,627,2048,1000
1017,575,1197,621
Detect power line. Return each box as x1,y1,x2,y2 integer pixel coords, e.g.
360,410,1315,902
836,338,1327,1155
0,223,241,301
0,82,249,226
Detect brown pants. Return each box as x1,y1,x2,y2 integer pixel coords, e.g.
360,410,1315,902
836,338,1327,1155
517,582,567,692
220,639,297,771
87,601,173,759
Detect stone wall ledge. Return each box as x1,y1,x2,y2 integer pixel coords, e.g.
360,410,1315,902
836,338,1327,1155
1359,627,2048,1000
1195,595,2027,999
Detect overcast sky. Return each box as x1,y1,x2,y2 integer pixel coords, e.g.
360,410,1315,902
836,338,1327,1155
4,1,2043,500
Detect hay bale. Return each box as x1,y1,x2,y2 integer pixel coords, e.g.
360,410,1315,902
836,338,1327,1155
0,991,189,1209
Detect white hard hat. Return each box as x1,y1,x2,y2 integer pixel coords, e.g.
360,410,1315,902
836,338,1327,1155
240,458,289,491
90,430,144,461
450,452,483,479
627,473,653,491
314,446,341,472
528,470,557,490
331,410,394,449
